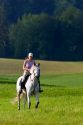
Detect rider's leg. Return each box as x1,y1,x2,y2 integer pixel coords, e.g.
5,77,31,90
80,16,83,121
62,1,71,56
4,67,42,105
35,92,39,108
22,70,28,82
21,71,30,89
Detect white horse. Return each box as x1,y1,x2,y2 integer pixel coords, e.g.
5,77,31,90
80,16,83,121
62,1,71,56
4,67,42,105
16,64,39,110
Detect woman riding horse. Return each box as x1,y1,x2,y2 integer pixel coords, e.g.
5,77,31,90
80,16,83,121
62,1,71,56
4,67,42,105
21,52,42,92
22,52,35,84
16,63,40,110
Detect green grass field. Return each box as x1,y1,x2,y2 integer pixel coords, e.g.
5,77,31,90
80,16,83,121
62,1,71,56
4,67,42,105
0,58,83,125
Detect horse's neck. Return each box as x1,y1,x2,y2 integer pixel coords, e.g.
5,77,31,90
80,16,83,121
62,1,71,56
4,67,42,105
30,65,35,74
28,73,37,85
30,73,34,80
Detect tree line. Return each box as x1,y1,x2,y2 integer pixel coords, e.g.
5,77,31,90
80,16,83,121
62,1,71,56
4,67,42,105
0,0,83,60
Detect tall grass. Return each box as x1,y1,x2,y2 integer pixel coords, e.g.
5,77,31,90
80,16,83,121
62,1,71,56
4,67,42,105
0,58,83,125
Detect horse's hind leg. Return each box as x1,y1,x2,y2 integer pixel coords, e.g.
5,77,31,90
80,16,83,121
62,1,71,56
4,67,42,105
17,92,20,110
35,93,39,108
23,92,27,109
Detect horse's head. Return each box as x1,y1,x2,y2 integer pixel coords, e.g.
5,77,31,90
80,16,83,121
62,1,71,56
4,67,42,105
30,63,40,77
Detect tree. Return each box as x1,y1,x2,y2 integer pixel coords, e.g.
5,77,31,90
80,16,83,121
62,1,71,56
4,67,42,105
55,6,83,60
3,0,55,23
9,13,57,59
0,3,9,57
75,0,83,10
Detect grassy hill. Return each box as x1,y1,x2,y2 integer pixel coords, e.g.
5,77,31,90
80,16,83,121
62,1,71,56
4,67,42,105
1,58,83,75
0,58,83,125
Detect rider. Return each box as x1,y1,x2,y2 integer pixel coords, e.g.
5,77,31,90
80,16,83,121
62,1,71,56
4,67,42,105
21,52,42,92
22,52,35,83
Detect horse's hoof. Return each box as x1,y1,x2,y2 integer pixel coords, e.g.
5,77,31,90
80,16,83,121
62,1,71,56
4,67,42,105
18,107,20,110
39,89,43,93
35,102,39,108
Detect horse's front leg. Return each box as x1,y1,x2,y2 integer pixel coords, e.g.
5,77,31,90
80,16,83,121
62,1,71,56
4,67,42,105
35,92,39,108
26,91,31,109
17,92,20,110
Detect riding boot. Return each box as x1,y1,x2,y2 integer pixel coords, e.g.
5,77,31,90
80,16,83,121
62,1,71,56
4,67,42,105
21,75,30,90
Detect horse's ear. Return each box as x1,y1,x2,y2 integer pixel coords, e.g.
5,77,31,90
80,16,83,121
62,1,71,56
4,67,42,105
38,63,40,66
36,63,40,67
34,62,36,66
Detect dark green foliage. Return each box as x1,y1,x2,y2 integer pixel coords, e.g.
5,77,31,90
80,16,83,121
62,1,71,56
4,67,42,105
0,0,83,60
9,14,57,59
0,4,11,57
